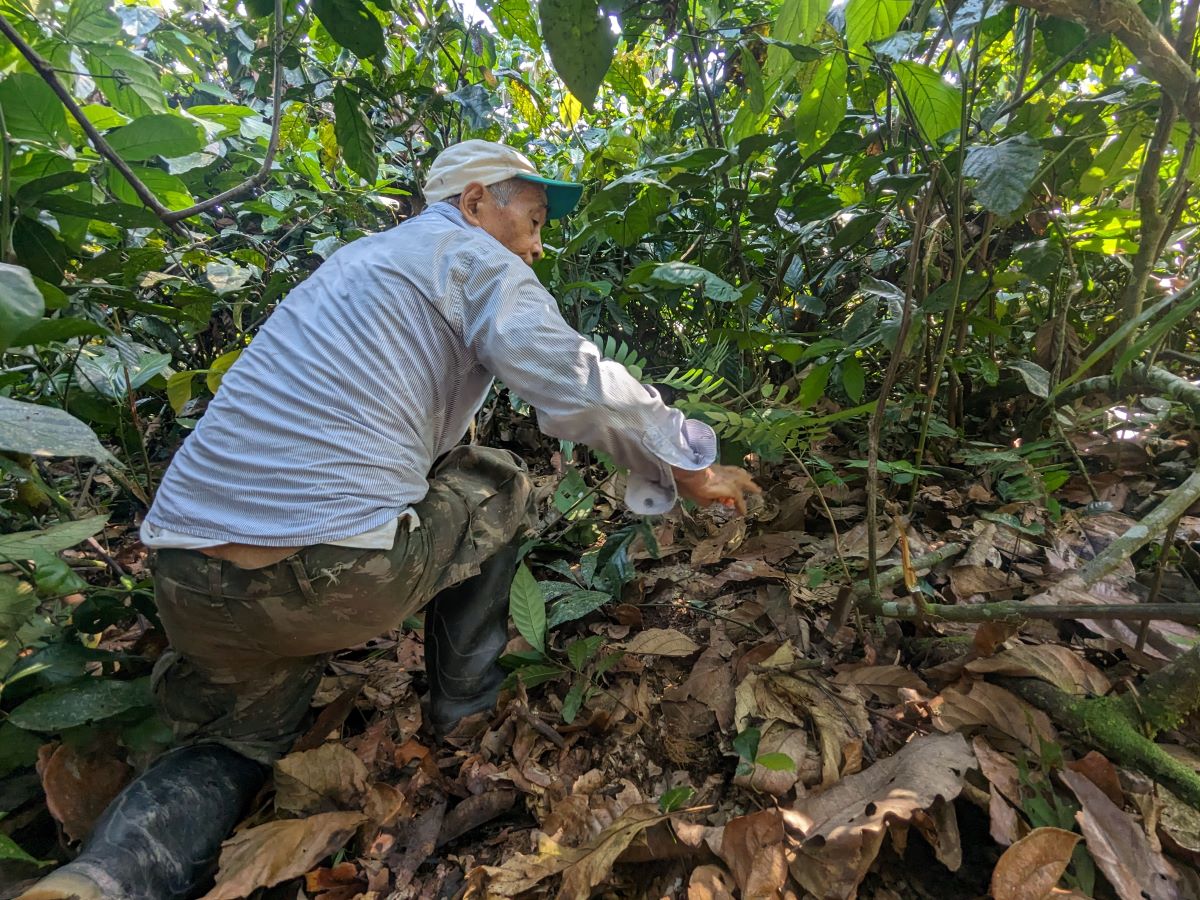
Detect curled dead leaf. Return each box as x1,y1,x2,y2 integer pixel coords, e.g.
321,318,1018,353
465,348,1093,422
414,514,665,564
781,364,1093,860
933,682,1055,752
36,742,131,843
200,811,367,900
783,732,975,899
274,741,370,815
966,643,1111,696
990,826,1080,900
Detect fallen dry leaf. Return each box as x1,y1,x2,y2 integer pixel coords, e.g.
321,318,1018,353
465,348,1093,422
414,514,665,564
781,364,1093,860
714,808,790,898
832,664,930,704
990,826,1080,900
966,643,1111,696
201,811,367,900
687,863,737,900
274,741,370,816
622,627,701,657
1064,751,1123,806
783,732,975,899
933,681,1055,752
1158,786,1200,865
1059,768,1181,900
949,563,1017,598
36,742,131,843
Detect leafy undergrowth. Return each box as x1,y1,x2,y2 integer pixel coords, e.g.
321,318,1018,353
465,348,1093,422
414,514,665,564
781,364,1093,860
8,401,1200,900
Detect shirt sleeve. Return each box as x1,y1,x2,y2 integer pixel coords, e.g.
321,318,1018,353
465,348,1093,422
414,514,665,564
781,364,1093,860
459,246,717,515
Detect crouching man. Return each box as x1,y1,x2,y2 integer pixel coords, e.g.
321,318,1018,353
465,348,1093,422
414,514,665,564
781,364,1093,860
20,140,759,900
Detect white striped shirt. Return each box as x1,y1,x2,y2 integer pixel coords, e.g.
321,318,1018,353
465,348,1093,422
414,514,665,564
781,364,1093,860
142,203,717,549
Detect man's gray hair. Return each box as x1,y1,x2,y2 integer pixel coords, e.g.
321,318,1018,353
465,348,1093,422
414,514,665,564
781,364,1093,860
443,177,526,209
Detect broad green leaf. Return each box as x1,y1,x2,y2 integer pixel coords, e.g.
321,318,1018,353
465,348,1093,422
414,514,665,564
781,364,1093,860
539,0,617,109
12,218,67,283
649,262,740,302
742,47,765,114
0,723,42,777
845,0,912,54
567,635,604,670
504,663,563,689
0,263,46,353
78,103,130,131
733,726,761,761
205,348,242,393
0,829,46,866
561,678,585,723
841,356,866,402
756,752,797,771
480,0,543,50
658,785,695,812
553,468,594,517
1008,359,1051,398
509,563,546,655
105,114,205,162
8,675,152,731
167,371,197,414
0,398,116,464
85,46,167,117
107,165,194,211
963,134,1043,215
0,74,71,146
795,51,847,157
798,360,833,408
766,0,829,85
312,0,385,59
892,61,962,144
0,516,109,563
65,0,122,41
333,85,377,183
547,590,611,628
0,574,37,643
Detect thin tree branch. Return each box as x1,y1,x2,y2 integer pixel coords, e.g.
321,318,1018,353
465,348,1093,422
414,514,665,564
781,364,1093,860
1009,0,1200,129
0,12,183,233
163,0,285,223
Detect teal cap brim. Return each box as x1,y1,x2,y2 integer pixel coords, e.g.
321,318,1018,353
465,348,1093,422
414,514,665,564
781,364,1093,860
516,173,583,219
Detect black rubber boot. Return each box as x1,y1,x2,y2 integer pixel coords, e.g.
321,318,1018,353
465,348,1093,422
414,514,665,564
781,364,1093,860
17,743,264,900
425,541,520,736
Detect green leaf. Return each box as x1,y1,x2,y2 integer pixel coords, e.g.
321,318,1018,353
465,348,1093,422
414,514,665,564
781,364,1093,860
567,634,604,670
105,114,205,162
1008,359,1051,398
795,51,847,157
765,0,829,86
0,263,46,354
167,371,197,414
755,752,797,771
553,468,594,517
12,218,67,283
0,397,117,464
742,46,765,114
0,573,37,643
561,677,586,723
8,676,152,731
509,563,547,655
892,61,962,144
963,134,1043,215
733,726,761,761
841,356,865,402
503,663,563,690
312,0,385,59
0,723,42,778
0,516,109,564
539,0,618,109
0,829,47,866
332,85,378,183
845,0,912,54
798,360,833,408
85,46,167,117
649,261,740,302
480,0,543,50
106,165,194,211
658,785,695,812
65,0,122,41
0,74,71,145
547,589,611,629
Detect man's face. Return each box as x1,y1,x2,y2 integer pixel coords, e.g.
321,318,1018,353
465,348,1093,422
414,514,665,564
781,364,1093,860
458,180,548,266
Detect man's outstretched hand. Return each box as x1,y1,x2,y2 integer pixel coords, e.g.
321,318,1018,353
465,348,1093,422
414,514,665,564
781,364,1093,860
672,465,762,515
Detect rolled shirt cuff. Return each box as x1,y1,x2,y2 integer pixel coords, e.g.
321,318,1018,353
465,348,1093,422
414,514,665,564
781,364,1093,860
625,418,718,515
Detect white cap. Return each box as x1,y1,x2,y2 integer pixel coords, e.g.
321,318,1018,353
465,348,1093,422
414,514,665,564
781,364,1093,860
423,140,582,219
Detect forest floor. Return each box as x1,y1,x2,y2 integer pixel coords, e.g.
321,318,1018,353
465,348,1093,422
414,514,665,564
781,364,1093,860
9,392,1200,900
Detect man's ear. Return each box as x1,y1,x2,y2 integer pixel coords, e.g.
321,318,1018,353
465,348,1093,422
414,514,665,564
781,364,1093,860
459,182,489,226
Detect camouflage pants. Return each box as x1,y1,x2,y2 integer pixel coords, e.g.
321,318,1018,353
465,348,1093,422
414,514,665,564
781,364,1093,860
149,445,534,764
